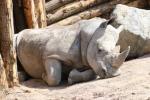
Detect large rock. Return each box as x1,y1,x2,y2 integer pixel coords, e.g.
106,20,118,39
112,4,150,58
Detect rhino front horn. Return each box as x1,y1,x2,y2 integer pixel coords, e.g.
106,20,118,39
112,46,130,68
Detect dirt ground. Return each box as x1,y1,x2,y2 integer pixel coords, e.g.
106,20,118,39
2,54,150,100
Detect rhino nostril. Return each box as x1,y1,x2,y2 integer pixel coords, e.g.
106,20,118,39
97,69,107,79
68,78,73,85
98,49,102,54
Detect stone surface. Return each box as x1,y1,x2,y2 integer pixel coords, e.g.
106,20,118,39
112,4,150,58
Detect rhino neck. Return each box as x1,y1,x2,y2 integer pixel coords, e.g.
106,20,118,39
80,22,103,67
86,25,106,76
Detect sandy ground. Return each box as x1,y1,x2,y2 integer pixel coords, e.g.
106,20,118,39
2,54,150,100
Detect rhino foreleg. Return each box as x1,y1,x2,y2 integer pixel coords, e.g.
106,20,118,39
42,59,62,86
68,69,96,85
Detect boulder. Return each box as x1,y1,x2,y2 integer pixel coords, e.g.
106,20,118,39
112,4,150,58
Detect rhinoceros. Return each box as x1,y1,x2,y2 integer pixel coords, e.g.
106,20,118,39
14,17,130,86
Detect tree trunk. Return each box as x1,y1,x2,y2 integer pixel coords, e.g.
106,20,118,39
23,0,38,28
23,0,47,28
0,54,8,88
34,0,47,28
0,0,18,87
54,0,135,26
45,0,75,13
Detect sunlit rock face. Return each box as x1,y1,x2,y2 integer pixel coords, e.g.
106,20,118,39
112,4,150,58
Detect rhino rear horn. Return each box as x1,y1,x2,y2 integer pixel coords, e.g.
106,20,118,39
112,46,130,68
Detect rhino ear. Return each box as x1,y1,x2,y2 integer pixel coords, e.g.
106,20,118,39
112,45,120,53
108,16,116,24
99,17,115,29
99,21,109,29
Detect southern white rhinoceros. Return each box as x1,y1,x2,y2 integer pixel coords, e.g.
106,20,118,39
14,17,130,86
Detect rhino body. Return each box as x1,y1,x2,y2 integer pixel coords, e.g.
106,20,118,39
15,18,129,86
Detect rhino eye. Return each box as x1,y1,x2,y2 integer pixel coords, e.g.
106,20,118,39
98,49,102,53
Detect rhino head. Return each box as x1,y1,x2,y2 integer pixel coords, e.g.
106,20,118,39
87,19,130,78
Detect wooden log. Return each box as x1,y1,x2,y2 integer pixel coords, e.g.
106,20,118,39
34,0,47,28
0,54,8,88
47,0,108,25
45,0,75,13
0,0,18,87
23,0,38,28
55,0,134,26
127,0,147,8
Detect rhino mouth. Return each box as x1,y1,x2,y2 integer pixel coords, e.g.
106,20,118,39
96,60,116,78
96,60,121,79
103,65,120,78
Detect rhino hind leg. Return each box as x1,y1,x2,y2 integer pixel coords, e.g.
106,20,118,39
42,58,62,86
68,69,96,85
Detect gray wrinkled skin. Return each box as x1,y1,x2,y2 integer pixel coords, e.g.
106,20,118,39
14,17,129,86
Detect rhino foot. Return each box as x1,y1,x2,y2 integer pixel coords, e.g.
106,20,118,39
68,69,96,85
42,59,62,86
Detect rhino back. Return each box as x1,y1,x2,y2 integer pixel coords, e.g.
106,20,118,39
43,24,82,68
